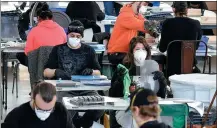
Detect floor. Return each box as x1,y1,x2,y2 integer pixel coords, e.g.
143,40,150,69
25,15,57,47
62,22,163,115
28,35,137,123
1,64,31,121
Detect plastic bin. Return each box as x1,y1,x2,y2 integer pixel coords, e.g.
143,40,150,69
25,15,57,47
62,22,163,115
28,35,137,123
169,74,216,107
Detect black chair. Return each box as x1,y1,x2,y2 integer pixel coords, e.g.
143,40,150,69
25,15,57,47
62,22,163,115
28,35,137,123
166,40,208,78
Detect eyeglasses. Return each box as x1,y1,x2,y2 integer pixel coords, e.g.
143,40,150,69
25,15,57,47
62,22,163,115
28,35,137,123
34,101,54,113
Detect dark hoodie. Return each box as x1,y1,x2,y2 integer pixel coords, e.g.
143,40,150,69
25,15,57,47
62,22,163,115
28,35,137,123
65,1,105,22
140,121,172,128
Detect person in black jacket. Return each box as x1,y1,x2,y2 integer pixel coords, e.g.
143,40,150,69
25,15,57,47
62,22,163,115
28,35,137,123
3,82,74,128
159,1,202,77
43,20,104,128
43,20,101,79
66,2,105,38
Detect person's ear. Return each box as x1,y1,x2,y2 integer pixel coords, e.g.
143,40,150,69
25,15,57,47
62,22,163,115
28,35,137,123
31,92,33,99
37,16,41,22
132,106,140,116
172,8,175,13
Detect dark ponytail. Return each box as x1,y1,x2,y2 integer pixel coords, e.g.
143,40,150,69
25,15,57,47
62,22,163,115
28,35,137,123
172,2,188,17
36,2,53,20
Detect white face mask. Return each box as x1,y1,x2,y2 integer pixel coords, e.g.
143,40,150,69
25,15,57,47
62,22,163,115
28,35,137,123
68,37,81,48
139,6,147,14
33,17,38,24
134,50,147,66
35,108,52,121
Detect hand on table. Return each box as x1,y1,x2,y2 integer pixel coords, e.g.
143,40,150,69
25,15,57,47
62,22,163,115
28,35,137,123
44,68,56,78
92,70,101,76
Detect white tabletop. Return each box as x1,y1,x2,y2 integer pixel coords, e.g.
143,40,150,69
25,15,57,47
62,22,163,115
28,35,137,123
1,47,24,53
1,43,105,54
63,96,129,110
45,80,111,91
63,96,204,116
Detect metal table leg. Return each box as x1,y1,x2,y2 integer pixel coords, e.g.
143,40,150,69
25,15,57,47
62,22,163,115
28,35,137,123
2,53,5,106
3,53,8,110
208,56,211,74
0,85,2,120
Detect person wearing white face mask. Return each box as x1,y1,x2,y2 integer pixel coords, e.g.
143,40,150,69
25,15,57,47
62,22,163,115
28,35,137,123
107,1,159,67
109,36,168,128
123,36,168,98
3,82,74,128
123,36,151,75
43,20,104,128
44,20,101,79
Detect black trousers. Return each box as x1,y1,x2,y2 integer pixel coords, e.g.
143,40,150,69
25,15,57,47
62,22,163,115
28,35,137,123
108,53,126,65
84,23,101,35
108,53,126,73
16,53,28,67
109,110,121,128
81,20,101,41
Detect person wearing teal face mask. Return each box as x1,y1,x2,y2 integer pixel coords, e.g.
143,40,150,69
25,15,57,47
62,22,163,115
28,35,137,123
3,82,74,128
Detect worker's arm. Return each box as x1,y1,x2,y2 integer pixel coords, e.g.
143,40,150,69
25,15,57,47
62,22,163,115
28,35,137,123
90,47,101,75
44,46,71,80
24,29,35,55
81,47,101,76
158,20,170,53
94,2,105,21
119,13,147,32
43,46,58,79
195,20,202,50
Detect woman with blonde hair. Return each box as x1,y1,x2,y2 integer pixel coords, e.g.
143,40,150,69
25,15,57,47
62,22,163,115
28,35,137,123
126,88,171,128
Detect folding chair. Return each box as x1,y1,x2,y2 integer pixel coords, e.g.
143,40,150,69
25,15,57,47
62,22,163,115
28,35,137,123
166,40,208,78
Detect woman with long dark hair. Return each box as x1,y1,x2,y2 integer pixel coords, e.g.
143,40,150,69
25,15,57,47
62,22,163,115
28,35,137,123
109,36,169,128
123,36,151,75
